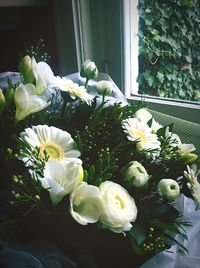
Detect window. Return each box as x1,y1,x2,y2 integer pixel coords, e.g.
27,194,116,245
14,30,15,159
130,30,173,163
123,0,200,124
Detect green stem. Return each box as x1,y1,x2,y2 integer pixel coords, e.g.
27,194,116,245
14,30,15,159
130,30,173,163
61,98,67,117
85,78,89,89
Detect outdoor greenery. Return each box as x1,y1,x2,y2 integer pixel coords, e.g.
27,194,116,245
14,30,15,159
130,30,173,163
138,0,200,102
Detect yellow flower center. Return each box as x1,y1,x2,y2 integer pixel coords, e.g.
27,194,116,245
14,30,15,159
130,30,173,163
40,141,64,160
134,129,148,144
114,195,125,209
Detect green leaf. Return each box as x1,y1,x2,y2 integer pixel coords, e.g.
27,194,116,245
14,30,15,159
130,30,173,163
129,224,146,246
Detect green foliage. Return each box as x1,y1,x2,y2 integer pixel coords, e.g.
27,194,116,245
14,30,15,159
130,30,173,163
138,0,200,101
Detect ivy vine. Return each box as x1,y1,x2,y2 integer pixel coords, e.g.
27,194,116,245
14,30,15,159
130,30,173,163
138,0,200,102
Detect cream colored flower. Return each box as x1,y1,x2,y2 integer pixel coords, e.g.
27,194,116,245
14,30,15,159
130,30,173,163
14,83,50,122
151,118,162,133
52,77,93,105
96,80,113,95
41,159,83,205
135,108,152,123
122,118,160,151
31,57,55,95
124,161,149,188
184,165,200,210
157,179,180,201
70,182,102,225
20,125,80,161
98,181,137,233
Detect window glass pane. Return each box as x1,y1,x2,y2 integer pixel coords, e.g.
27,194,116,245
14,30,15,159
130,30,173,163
137,0,200,103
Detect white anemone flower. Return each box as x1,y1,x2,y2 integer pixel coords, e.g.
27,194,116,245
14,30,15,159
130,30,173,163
20,125,80,161
41,159,83,205
70,182,102,225
31,57,55,95
52,76,93,105
184,164,200,210
14,83,50,122
122,118,160,151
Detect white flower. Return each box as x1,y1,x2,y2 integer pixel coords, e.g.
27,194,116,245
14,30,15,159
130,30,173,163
14,83,50,122
70,182,102,225
96,80,113,95
31,57,55,95
151,118,162,133
157,179,180,201
124,161,149,188
135,108,152,123
122,118,160,151
168,132,197,164
98,181,137,233
41,159,83,205
184,165,200,210
20,125,80,161
52,77,93,105
80,60,98,80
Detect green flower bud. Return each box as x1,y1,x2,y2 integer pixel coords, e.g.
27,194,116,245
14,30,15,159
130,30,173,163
80,60,98,80
124,161,149,188
157,179,180,201
0,89,6,115
180,153,198,164
96,80,113,95
19,55,35,84
5,87,15,108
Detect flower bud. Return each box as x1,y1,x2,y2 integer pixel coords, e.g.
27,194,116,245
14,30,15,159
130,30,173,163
0,89,6,115
19,55,35,84
124,161,149,188
96,80,113,95
80,60,98,80
180,153,198,164
157,179,180,201
5,87,15,108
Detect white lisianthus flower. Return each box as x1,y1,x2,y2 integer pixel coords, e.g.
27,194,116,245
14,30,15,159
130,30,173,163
41,159,83,205
135,108,152,123
98,181,137,233
80,59,98,80
52,77,93,105
70,182,102,225
157,179,180,201
184,164,200,210
124,161,149,188
20,125,80,161
96,80,113,95
122,118,160,151
14,83,50,122
151,118,162,133
31,57,55,95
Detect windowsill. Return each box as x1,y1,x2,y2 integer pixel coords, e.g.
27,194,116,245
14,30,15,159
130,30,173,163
127,95,200,124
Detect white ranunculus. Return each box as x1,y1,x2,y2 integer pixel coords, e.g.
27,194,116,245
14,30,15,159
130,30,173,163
98,181,137,233
96,80,113,95
184,164,200,210
41,159,83,205
157,179,180,201
20,124,80,161
122,117,160,151
135,108,152,123
31,57,54,95
14,83,50,122
80,60,98,80
124,161,149,188
52,77,93,105
70,182,102,225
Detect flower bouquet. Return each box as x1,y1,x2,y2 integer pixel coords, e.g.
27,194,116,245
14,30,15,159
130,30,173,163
0,47,200,268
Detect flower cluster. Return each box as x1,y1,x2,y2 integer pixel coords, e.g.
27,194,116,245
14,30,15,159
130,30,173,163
0,54,200,264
